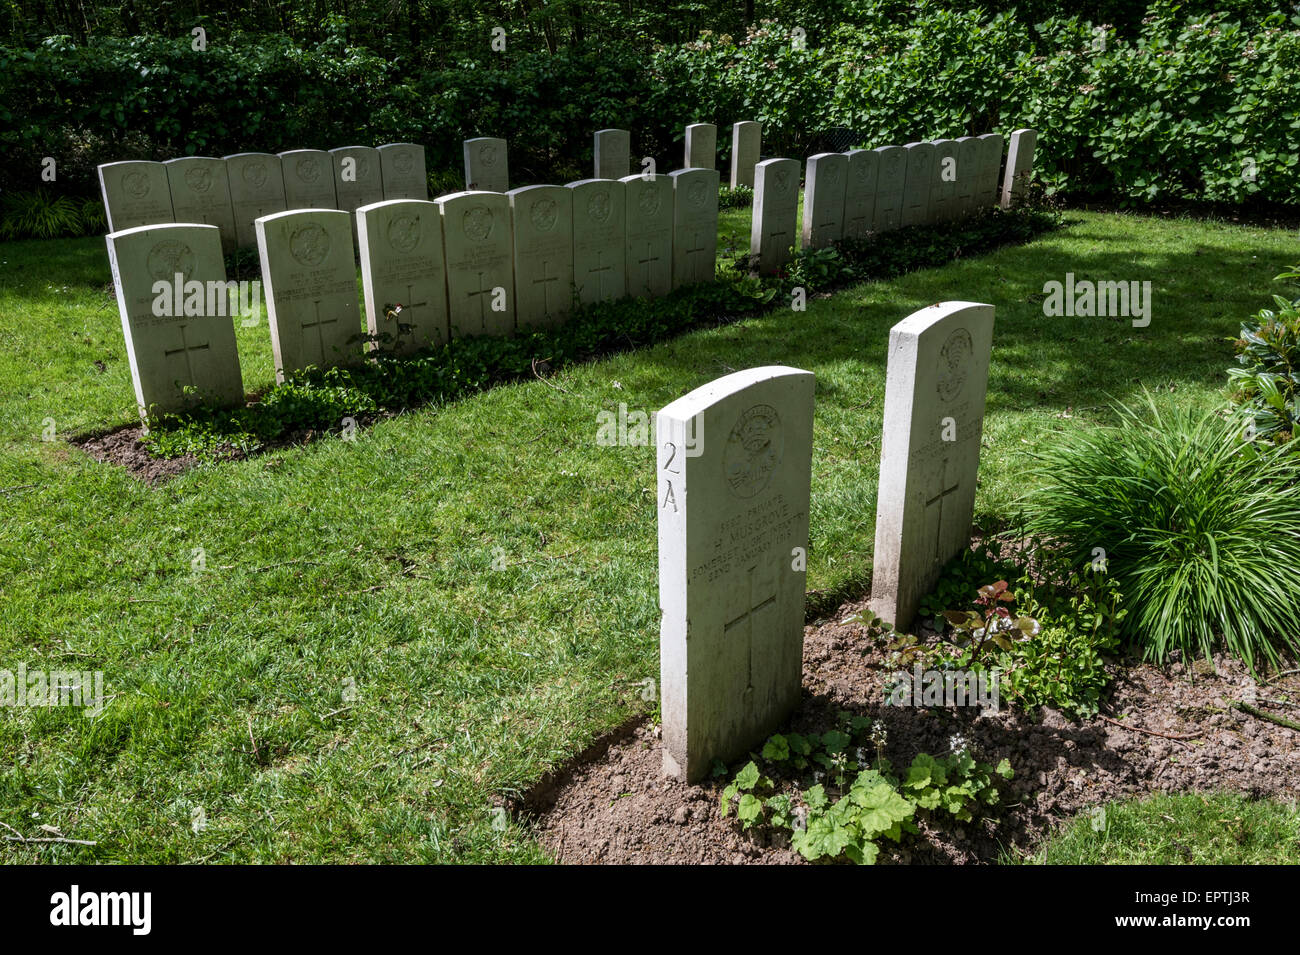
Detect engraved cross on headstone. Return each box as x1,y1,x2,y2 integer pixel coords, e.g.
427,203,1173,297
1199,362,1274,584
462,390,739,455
723,563,780,696
302,299,340,364
163,323,210,385
924,457,961,563
589,249,616,299
466,271,496,324
532,259,562,313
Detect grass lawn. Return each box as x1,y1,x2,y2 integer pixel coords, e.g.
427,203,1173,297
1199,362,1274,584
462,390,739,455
0,208,1295,862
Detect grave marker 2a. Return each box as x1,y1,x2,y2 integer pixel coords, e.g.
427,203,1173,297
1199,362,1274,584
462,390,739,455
750,158,800,276
975,133,1005,209
868,301,995,630
98,161,174,233
164,157,237,252
435,190,515,338
568,179,627,305
106,222,243,419
508,184,574,330
670,168,719,288
330,146,384,242
801,152,848,249
621,173,674,298
464,137,509,192
255,208,362,380
224,152,287,248
279,150,338,211
357,198,449,355
658,365,815,782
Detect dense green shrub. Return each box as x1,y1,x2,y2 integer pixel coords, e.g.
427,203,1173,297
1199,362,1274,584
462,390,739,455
1026,396,1300,673
1229,265,1300,444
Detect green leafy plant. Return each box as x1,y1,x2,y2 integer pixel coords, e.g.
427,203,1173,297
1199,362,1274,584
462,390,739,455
717,184,752,209
941,579,1040,666
0,189,85,239
1026,395,1300,673
1228,265,1300,445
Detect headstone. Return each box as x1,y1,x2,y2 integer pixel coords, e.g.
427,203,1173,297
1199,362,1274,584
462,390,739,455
842,148,879,239
378,143,428,201
255,208,362,380
868,301,995,630
669,168,719,288
279,150,338,211
356,198,449,355
435,190,515,338
801,152,848,249
684,123,717,171
507,184,574,330
329,146,384,220
872,145,906,232
163,157,237,252
105,223,243,419
620,173,674,298
594,129,631,181
568,179,626,305
98,161,174,233
224,152,287,248
730,121,761,190
975,133,1005,209
463,137,509,192
900,141,935,227
657,365,815,782
929,139,960,222
953,137,980,218
1000,128,1037,209
749,158,800,275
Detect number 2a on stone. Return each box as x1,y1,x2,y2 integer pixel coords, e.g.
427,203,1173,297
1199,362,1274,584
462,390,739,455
660,440,680,511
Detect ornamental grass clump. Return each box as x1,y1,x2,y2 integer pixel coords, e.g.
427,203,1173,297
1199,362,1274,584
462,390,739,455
1026,396,1300,673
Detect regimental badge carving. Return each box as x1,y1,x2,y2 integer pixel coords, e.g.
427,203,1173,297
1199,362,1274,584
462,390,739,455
387,214,421,254
243,161,269,188
479,144,498,168
463,205,493,241
290,222,331,267
355,157,371,180
123,170,151,199
824,163,840,187
937,327,974,403
774,167,791,193
296,157,321,184
530,196,558,232
688,180,708,208
147,240,194,282
638,183,662,217
724,404,783,499
184,166,212,194
393,152,414,175
853,159,870,185
587,189,611,223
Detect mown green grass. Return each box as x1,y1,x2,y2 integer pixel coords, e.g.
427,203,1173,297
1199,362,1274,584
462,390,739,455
0,209,1294,862
1013,792,1300,865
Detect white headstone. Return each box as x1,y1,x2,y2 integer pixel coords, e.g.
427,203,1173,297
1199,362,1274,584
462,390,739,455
900,142,935,227
279,150,337,211
435,190,515,338
658,365,815,782
356,198,449,355
255,208,362,380
508,184,574,330
98,161,174,233
224,152,287,248
164,157,237,252
463,137,509,192
975,133,1005,209
750,158,800,275
378,143,428,201
620,173,674,298
684,123,717,171
670,168,719,288
953,137,980,218
1000,128,1037,209
106,223,243,419
842,148,879,240
330,146,384,221
801,152,848,249
730,121,761,189
872,145,906,232
594,129,631,181
929,139,960,222
568,179,626,305
868,301,994,630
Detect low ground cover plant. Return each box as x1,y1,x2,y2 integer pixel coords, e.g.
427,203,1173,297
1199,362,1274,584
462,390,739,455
1229,264,1300,445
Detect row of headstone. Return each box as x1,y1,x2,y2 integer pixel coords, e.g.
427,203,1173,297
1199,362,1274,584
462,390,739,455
746,128,1038,274
105,168,721,419
99,144,429,252
657,300,994,781
680,121,763,190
